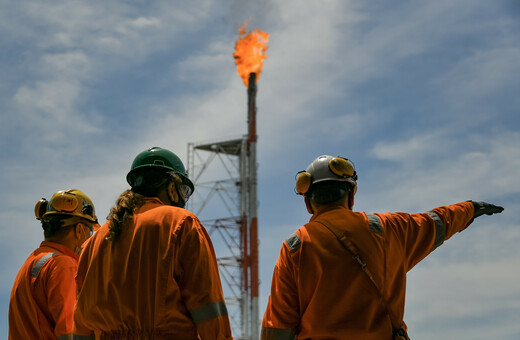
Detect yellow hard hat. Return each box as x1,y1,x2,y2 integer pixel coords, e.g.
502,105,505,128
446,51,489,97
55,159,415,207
35,189,98,224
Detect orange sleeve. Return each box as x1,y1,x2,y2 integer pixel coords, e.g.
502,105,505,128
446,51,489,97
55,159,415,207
45,256,77,338
176,217,233,340
262,239,299,336
73,240,95,337
431,201,475,239
380,201,474,271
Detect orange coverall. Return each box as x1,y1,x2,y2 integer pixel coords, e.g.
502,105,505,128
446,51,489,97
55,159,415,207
262,201,474,340
9,241,79,340
74,197,233,340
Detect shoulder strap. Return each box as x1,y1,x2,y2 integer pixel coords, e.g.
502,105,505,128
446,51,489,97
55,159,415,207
315,220,372,276
314,219,377,282
314,218,406,337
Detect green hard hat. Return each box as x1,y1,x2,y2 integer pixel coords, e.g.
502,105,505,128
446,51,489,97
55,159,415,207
126,147,194,192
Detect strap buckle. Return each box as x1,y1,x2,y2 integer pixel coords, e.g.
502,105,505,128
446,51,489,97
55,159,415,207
353,254,367,269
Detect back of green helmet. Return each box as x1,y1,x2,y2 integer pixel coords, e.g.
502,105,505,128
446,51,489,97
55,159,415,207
126,147,194,193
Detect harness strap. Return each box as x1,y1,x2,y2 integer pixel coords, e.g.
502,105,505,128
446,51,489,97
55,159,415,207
314,218,409,339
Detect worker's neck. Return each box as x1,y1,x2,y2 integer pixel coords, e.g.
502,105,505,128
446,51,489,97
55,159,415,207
311,200,351,215
44,234,75,252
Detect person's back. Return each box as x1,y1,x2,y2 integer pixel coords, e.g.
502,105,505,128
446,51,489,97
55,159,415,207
261,155,503,340
75,199,224,338
8,189,98,340
9,243,79,340
74,147,233,340
277,207,390,338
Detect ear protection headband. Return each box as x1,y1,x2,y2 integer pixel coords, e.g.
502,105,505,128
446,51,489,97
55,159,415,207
295,156,357,196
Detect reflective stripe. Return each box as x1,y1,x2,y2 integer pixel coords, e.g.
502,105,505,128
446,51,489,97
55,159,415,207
285,233,301,253
58,334,73,340
31,252,59,277
73,335,95,340
366,213,382,234
427,210,445,248
189,301,228,324
261,326,295,340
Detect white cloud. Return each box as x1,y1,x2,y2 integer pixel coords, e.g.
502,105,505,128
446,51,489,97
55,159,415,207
127,16,162,29
437,46,520,110
174,40,237,88
14,78,101,143
366,130,520,211
40,51,92,79
371,131,450,163
406,221,520,339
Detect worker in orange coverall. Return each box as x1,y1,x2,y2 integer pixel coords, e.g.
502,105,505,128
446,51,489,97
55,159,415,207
73,147,233,340
261,155,504,340
9,189,99,340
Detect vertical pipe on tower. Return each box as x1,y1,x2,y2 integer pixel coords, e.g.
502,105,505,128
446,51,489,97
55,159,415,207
247,72,259,340
240,137,250,338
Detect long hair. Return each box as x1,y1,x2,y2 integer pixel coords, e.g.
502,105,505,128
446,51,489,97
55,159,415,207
105,190,146,241
106,168,179,241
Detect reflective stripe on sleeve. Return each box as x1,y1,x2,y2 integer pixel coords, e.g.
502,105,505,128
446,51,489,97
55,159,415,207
261,326,295,340
285,233,301,253
426,210,445,248
72,335,95,340
31,252,59,277
366,213,383,234
189,301,228,324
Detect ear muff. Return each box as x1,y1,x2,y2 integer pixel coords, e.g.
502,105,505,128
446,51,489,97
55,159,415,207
82,204,94,217
35,199,48,220
329,157,357,180
295,171,312,195
50,193,79,213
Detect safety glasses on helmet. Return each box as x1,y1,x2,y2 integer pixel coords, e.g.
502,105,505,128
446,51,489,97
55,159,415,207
51,194,80,213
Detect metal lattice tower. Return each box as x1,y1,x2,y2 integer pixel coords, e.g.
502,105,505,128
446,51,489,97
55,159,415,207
186,73,260,340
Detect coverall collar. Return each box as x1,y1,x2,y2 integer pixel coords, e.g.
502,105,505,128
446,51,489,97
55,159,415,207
309,204,350,222
39,241,79,261
137,197,169,214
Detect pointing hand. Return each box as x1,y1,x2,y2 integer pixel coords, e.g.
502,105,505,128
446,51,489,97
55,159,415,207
468,201,504,218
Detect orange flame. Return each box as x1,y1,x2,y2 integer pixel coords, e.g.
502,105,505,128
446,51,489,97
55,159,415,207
233,22,269,87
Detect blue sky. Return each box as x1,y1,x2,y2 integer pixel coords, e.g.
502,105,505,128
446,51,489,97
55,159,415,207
1,0,519,338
